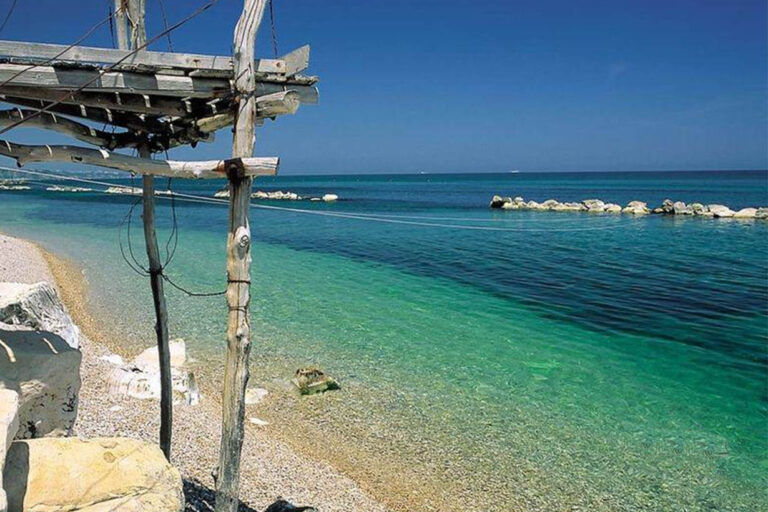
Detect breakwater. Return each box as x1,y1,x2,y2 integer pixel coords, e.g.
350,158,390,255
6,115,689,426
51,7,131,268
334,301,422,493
490,196,768,219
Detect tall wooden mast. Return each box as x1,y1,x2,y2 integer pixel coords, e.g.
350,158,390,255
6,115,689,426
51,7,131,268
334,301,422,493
216,0,267,509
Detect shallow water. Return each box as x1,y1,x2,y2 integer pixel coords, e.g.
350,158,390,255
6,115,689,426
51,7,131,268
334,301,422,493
1,170,766,510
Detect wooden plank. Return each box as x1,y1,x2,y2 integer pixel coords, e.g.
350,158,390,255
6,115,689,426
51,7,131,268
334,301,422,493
0,39,290,76
0,108,135,148
281,44,310,76
215,0,266,510
0,140,279,178
0,63,319,103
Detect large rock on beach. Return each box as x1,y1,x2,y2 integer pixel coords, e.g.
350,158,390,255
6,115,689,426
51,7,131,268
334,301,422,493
0,389,19,512
107,340,200,405
0,325,80,439
3,437,183,512
0,282,80,350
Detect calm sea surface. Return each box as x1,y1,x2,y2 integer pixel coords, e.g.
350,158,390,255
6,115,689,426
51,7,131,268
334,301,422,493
1,170,766,510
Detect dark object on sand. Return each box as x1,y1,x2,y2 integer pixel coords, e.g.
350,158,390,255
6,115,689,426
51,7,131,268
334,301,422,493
264,498,317,512
292,367,340,395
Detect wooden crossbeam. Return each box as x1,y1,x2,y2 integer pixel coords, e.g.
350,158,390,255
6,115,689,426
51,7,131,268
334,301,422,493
0,40,311,77
0,140,278,178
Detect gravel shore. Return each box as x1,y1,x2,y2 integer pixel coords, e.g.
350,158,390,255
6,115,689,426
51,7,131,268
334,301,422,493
0,233,388,512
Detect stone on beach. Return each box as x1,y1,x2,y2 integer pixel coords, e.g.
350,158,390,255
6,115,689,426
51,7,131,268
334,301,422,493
3,437,183,512
293,367,340,395
0,281,80,350
245,387,269,405
132,338,187,370
0,389,19,512
0,324,81,439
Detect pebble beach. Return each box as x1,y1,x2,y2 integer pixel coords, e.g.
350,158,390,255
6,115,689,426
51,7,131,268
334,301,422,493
0,232,388,512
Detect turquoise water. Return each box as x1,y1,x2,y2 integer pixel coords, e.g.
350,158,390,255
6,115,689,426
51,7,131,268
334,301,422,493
0,170,766,510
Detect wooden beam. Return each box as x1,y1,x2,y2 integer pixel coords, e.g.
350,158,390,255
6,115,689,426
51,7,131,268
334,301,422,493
0,140,278,178
216,0,266,510
0,108,137,148
0,39,298,77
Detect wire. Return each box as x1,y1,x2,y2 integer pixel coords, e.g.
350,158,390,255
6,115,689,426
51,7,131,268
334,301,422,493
157,0,174,52
0,0,224,138
0,0,18,35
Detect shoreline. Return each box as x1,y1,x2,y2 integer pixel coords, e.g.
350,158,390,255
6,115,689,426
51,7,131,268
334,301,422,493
1,232,389,512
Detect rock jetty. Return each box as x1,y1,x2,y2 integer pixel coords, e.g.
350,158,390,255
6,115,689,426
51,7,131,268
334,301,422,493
214,188,340,202
489,195,767,219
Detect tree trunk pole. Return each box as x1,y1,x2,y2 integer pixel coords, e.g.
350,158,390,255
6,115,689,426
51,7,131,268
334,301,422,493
121,0,173,460
215,0,267,510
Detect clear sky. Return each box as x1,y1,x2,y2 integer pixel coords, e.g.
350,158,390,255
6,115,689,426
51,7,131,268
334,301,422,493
1,0,766,174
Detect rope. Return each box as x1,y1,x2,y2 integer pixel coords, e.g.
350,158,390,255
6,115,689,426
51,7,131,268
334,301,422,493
157,0,174,52
268,0,279,57
0,0,224,138
0,0,18,35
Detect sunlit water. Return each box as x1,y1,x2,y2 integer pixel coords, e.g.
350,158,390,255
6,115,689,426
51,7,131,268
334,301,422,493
1,171,766,510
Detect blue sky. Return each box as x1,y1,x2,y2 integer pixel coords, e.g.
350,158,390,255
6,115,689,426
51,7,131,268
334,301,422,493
1,0,766,174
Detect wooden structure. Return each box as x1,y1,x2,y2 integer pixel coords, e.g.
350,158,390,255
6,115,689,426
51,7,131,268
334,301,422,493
0,1,317,509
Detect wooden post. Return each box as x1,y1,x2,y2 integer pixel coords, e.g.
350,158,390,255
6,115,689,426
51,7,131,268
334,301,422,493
122,0,173,460
215,0,267,510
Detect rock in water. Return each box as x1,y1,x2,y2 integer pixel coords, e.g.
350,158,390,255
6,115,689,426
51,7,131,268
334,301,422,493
264,498,317,512
0,325,81,439
622,201,650,215
0,282,80,350
293,367,340,395
708,204,735,218
4,437,183,512
489,195,504,208
733,207,757,219
661,199,675,214
673,201,693,215
322,193,339,202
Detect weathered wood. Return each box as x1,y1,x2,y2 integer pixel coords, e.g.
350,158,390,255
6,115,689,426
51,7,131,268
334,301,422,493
0,108,135,148
126,0,173,463
0,39,296,77
215,0,266,510
0,140,278,178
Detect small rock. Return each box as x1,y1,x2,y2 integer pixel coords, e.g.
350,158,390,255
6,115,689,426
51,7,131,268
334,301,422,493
322,194,338,202
293,367,340,395
249,417,269,426
245,387,269,405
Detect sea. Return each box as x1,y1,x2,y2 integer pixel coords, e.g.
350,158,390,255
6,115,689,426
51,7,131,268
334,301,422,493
0,170,766,511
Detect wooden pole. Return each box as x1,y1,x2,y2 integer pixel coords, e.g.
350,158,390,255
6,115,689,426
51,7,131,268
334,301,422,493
122,0,173,460
215,0,267,510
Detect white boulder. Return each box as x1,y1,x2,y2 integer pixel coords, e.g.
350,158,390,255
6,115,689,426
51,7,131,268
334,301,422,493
133,338,187,370
0,282,80,350
322,194,339,202
708,204,735,218
622,201,650,215
4,437,183,512
733,208,757,219
0,324,81,439
603,203,622,214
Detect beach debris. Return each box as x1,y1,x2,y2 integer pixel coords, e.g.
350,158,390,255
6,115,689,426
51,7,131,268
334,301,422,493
0,281,81,350
248,417,269,426
293,367,340,395
108,338,200,405
245,387,269,405
264,498,318,512
0,324,81,439
489,195,768,220
3,437,183,511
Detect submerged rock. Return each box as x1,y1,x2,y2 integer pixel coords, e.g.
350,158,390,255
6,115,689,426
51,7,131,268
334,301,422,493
4,437,183,512
293,367,340,395
0,281,81,350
